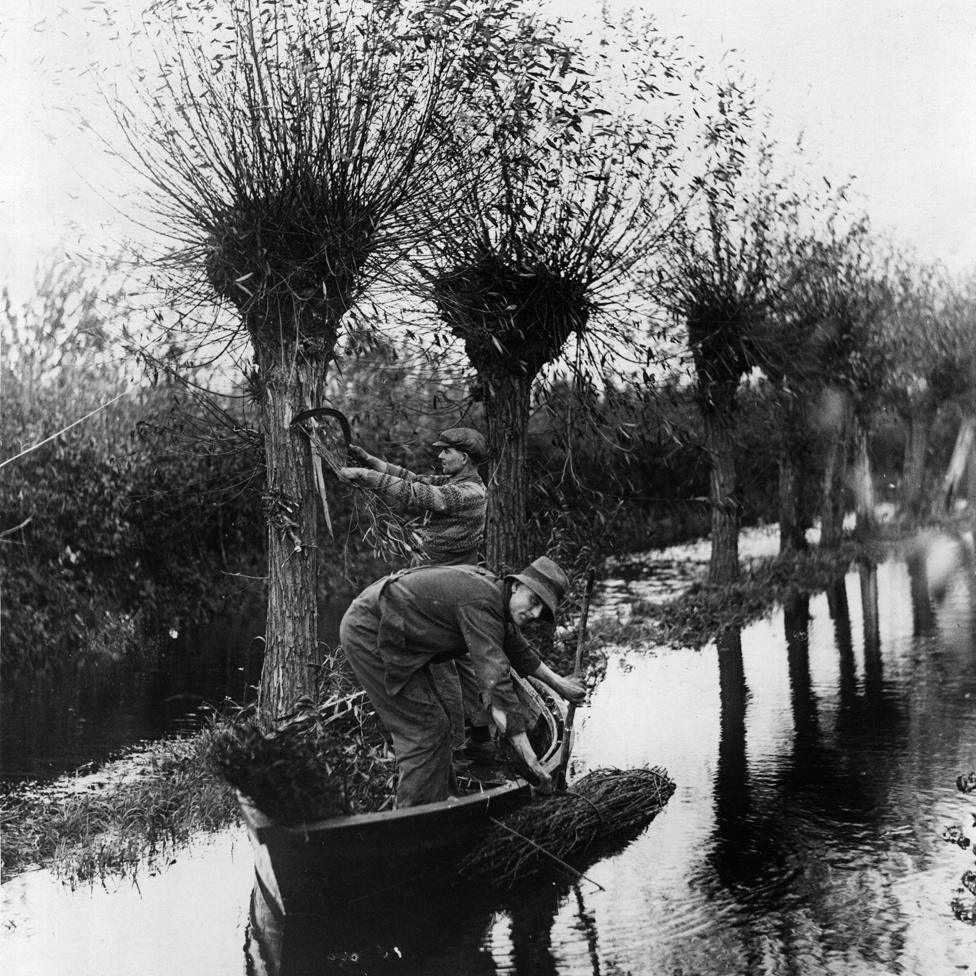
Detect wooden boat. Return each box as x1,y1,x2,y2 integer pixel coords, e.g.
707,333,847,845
238,674,568,917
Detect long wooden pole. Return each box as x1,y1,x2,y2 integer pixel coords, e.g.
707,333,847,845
556,569,595,788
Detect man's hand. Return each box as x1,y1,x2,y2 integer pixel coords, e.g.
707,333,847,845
554,674,586,705
526,759,554,795
508,730,552,793
337,466,368,485
529,663,587,705
347,444,380,469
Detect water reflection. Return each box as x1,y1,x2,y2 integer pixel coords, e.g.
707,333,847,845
907,543,936,636
243,812,653,976
245,880,499,976
6,537,976,975
1,596,352,783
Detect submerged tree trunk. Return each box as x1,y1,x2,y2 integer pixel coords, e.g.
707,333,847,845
257,357,327,717
482,371,532,574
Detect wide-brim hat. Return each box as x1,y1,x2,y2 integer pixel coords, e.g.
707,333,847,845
432,427,488,461
507,556,569,621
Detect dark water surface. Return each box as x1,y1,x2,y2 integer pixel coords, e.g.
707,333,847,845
4,533,976,975
0,598,349,783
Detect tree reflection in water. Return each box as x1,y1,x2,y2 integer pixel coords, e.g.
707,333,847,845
702,558,934,970
242,539,976,974
244,820,647,976
245,878,499,976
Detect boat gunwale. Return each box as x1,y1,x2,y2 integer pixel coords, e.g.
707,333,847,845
238,674,566,835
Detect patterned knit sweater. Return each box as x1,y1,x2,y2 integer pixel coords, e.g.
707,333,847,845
354,461,486,564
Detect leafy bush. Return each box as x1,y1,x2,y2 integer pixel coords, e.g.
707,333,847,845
0,264,266,680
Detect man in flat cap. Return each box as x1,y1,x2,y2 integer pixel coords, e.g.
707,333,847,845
339,426,488,567
339,426,493,757
340,555,585,807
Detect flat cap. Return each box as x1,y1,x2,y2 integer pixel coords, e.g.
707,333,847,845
432,427,488,461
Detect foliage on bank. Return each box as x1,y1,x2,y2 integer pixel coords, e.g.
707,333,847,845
588,538,884,655
0,268,267,682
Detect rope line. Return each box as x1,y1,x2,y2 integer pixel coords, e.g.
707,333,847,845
0,386,136,471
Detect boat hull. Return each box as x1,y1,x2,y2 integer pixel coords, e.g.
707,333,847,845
238,676,566,915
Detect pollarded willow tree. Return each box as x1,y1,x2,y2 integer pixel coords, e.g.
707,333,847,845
657,89,787,585
930,275,976,514
424,11,688,573
112,0,499,715
885,262,973,518
765,215,877,550
769,221,894,548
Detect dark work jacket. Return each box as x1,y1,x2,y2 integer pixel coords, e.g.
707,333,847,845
357,565,541,735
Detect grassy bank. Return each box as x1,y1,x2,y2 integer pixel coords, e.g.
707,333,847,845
590,540,874,653
0,732,239,884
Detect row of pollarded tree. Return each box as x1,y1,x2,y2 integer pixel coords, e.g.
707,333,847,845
666,163,976,587
110,0,975,716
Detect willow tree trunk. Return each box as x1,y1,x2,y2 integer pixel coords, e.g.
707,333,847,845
258,358,327,717
851,418,876,540
702,403,740,585
819,394,853,550
776,390,812,554
483,371,532,575
902,411,931,517
778,447,805,554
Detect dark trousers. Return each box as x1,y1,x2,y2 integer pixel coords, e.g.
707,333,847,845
340,597,455,808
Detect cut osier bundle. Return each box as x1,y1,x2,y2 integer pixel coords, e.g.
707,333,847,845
459,766,676,886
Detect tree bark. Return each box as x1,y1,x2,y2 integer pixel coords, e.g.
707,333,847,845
258,358,327,717
775,388,813,554
902,412,931,517
851,417,876,540
819,394,853,550
482,370,532,574
778,446,806,554
702,403,740,585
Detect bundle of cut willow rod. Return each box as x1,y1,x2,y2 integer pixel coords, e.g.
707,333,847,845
458,766,675,887
207,698,395,824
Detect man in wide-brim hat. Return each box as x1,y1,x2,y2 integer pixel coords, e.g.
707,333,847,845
340,555,585,808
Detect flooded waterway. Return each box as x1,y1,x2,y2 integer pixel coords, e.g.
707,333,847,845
4,531,976,975
0,597,349,783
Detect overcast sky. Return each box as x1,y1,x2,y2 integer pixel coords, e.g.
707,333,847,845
2,0,975,296
558,0,976,273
